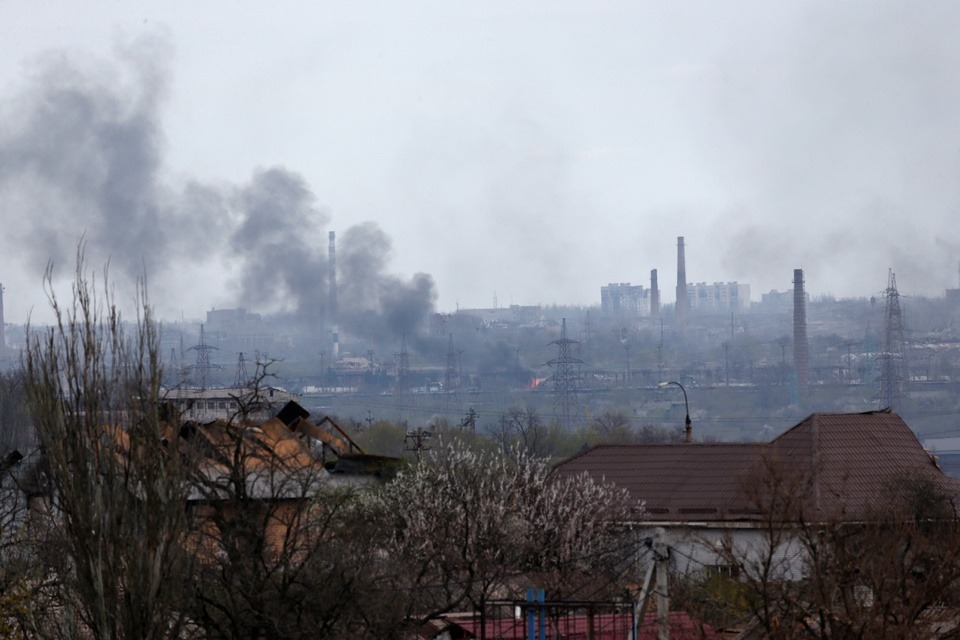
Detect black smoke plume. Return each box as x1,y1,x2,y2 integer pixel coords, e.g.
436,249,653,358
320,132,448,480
0,35,436,340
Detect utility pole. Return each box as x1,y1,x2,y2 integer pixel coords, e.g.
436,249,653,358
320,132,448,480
630,527,671,640
655,527,670,640
405,426,431,460
395,334,411,421
722,342,730,385
624,342,631,389
460,407,477,432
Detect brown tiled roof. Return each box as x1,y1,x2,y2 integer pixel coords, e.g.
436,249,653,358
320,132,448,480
557,442,763,522
767,410,956,520
554,410,960,523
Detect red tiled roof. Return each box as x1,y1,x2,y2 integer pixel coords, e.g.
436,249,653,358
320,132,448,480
446,611,717,640
554,410,960,523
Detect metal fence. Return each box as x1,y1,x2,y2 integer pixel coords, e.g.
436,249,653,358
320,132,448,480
455,591,635,640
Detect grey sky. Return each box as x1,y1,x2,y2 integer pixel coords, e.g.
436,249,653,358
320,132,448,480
0,1,958,323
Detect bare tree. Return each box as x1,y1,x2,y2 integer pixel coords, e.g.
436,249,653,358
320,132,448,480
23,255,193,640
0,372,34,452
714,457,960,640
486,406,557,457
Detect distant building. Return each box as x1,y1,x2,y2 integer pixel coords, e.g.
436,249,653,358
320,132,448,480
205,308,274,350
454,305,544,328
947,289,960,308
757,288,807,314
600,283,653,318
686,282,750,314
165,386,296,423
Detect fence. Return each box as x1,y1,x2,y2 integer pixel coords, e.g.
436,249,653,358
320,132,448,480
451,590,635,640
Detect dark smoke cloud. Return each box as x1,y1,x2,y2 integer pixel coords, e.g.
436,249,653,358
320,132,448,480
0,37,174,282
229,168,329,319
338,222,437,340
0,35,437,339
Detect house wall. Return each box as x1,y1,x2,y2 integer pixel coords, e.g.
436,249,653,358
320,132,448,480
633,525,806,581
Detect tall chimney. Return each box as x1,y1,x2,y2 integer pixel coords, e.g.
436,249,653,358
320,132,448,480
793,269,810,397
676,237,688,326
650,269,660,317
0,283,5,353
328,231,337,321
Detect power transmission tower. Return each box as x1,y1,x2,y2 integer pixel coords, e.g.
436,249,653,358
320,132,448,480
878,269,907,410
189,325,219,390
581,310,594,358
234,352,249,388
547,318,582,429
168,346,179,385
394,334,411,420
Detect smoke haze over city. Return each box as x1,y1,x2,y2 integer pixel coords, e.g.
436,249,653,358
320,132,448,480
0,1,959,324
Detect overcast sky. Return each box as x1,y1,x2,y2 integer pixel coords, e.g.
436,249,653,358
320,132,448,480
1,1,958,324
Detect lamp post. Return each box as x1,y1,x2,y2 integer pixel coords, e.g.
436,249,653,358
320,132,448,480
658,380,692,443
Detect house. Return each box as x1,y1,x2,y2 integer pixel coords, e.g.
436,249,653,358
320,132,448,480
553,409,960,577
163,385,297,423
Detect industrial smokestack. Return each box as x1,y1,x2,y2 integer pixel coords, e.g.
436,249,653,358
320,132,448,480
793,269,810,397
650,269,660,317
328,231,337,321
676,237,688,326
0,283,5,353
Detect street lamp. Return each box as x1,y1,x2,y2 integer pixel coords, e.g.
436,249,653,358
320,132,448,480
658,381,692,443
